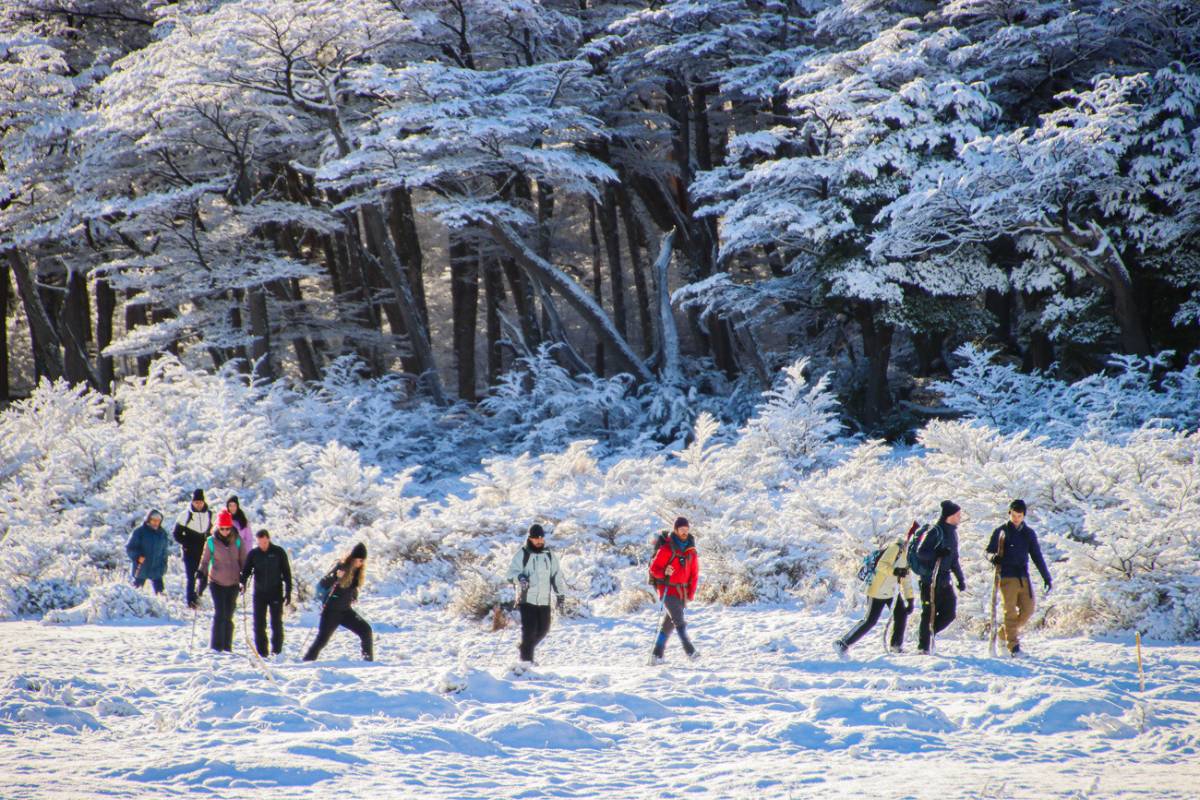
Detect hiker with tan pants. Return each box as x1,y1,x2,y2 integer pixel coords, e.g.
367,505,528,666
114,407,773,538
985,500,1052,657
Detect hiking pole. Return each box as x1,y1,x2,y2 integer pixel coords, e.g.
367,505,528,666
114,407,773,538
989,529,1008,657
130,560,144,587
241,589,280,684
189,601,199,650
1136,631,1145,693
882,523,919,653
928,557,944,655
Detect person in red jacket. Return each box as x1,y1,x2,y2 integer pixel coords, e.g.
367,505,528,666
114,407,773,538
647,516,700,665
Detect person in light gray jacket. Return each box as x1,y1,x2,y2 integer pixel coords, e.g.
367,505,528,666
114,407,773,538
505,524,565,668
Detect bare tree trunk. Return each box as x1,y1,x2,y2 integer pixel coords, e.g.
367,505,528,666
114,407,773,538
617,183,653,353
123,291,151,377
450,234,479,402
247,287,274,380
95,277,116,393
61,269,93,386
483,259,505,384
484,220,653,383
388,188,428,327
1,262,9,400
7,251,64,382
855,302,894,426
652,231,681,384
599,185,628,337
587,199,606,375
228,289,250,372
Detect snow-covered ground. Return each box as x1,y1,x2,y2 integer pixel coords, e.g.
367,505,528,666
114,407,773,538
3,603,1197,799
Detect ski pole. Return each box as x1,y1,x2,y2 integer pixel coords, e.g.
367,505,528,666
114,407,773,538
130,560,144,587
189,602,199,650
241,588,279,684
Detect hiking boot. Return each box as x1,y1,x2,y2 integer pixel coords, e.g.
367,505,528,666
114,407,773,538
1010,645,1024,658
686,649,701,663
917,648,930,655
647,653,664,666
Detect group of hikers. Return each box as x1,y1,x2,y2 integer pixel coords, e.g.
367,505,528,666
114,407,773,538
126,491,1050,669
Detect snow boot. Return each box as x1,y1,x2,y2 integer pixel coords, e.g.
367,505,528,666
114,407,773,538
509,660,534,676
686,648,700,663
647,653,664,666
833,640,849,660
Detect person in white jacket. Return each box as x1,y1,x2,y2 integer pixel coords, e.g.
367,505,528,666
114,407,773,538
834,536,916,656
505,524,565,669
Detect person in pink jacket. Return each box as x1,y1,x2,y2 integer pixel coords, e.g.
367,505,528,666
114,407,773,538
225,495,254,561
198,510,247,652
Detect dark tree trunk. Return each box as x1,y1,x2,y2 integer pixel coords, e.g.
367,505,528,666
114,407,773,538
483,259,505,384
617,183,653,353
599,185,628,337
500,257,540,349
246,287,274,380
228,289,250,372
450,235,480,402
124,290,151,377
588,199,606,375
7,251,64,382
95,277,116,393
855,302,894,426
388,188,428,327
536,180,555,261
0,262,9,401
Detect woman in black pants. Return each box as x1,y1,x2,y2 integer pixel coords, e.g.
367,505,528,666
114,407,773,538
304,542,373,662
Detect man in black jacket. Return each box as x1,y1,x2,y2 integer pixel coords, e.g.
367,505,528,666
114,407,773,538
986,499,1052,656
916,500,967,654
173,489,212,609
240,529,293,657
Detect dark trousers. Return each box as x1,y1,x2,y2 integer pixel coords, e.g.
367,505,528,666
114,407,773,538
654,594,694,657
518,602,552,662
183,551,202,606
918,581,958,652
840,596,910,650
131,564,164,594
304,607,373,661
253,595,284,656
209,583,238,652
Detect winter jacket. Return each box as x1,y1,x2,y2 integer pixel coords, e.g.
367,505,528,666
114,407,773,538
198,531,245,588
318,564,363,612
231,519,254,561
505,542,563,607
125,522,170,581
865,540,915,602
986,522,1051,585
649,532,699,602
173,505,212,561
240,543,293,602
917,522,965,588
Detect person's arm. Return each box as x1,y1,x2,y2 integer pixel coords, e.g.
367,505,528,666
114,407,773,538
281,549,293,603
648,542,669,583
505,549,525,582
985,527,1000,555
686,552,699,601
126,529,141,563
240,551,254,589
198,540,211,578
1030,531,1052,587
172,512,188,545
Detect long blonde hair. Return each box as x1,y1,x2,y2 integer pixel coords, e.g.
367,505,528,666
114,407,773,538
338,553,366,589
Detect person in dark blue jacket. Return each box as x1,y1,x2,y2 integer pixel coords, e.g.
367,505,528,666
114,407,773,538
986,499,1052,656
915,500,967,654
126,510,170,594
240,529,293,658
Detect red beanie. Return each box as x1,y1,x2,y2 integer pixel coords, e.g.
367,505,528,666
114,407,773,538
217,510,234,528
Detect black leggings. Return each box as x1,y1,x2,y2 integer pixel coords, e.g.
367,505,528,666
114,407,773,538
519,602,552,662
654,594,694,657
253,595,284,656
839,596,910,650
209,583,238,652
918,581,958,651
304,607,373,661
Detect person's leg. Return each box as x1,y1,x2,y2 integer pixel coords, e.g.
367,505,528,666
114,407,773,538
840,598,887,649
253,595,269,657
1012,578,1036,651
208,583,224,651
934,585,957,634
999,577,1021,650
340,609,373,660
917,581,934,652
530,604,552,661
665,595,694,655
184,553,200,607
269,600,284,655
653,594,677,658
518,602,538,662
303,609,341,661
890,597,910,649
151,578,164,595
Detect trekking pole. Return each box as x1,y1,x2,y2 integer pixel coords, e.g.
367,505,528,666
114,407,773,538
189,602,199,650
883,523,919,654
241,589,280,684
130,560,144,587
989,530,1007,657
928,557,944,655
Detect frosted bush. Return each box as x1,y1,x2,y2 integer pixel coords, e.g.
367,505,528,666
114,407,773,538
43,582,170,624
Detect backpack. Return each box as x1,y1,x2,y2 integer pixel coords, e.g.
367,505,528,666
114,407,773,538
315,565,338,605
906,523,942,582
206,533,241,555
648,532,693,587
856,545,891,587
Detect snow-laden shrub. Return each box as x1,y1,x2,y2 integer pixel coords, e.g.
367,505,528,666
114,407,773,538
43,582,169,624
9,579,90,617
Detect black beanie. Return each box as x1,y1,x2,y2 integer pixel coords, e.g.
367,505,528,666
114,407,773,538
674,517,689,530
349,542,367,560
192,488,205,502
528,524,545,538
1009,499,1027,514
940,501,961,521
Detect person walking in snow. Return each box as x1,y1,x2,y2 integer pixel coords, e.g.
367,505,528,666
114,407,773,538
224,495,254,560
648,517,700,665
914,501,967,654
173,489,212,609
505,524,565,670
304,542,373,662
834,536,915,657
240,529,293,658
197,509,246,652
125,510,169,595
986,499,1052,657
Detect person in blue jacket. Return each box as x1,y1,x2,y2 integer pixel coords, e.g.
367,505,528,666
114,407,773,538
126,510,170,594
986,499,1052,656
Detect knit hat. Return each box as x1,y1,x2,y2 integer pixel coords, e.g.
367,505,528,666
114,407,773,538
674,517,689,530
145,510,163,524
349,542,367,560
939,501,961,521
1009,499,1027,514
528,524,545,538
192,489,205,502
216,509,234,528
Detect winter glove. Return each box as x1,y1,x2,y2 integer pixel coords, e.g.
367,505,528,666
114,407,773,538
989,554,1003,566
892,567,909,578
956,578,966,592
905,598,914,614
555,594,565,613
197,575,208,595
1043,580,1052,595
517,575,530,587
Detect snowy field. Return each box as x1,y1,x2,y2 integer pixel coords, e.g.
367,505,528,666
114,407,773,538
3,604,1198,800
